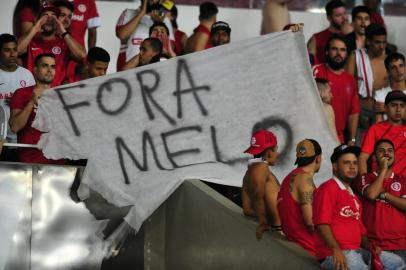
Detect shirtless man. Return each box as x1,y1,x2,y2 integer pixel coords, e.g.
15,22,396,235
261,0,290,34
242,130,281,239
347,23,388,134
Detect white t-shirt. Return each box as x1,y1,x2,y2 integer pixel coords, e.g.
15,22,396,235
0,66,35,142
374,86,406,103
116,9,174,61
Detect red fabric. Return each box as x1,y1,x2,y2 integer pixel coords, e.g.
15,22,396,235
193,24,212,49
313,64,359,143
361,121,406,176
313,179,365,260
15,7,36,38
354,172,406,250
277,168,316,255
70,0,100,46
370,12,385,26
174,30,186,56
9,87,65,164
25,36,69,87
116,51,126,72
314,28,338,63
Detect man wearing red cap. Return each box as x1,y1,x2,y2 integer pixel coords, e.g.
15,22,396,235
17,4,86,86
242,130,281,239
277,139,322,256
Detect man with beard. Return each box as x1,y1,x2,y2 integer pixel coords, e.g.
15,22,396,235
115,0,174,71
345,6,371,52
0,34,35,147
347,24,388,138
374,53,406,122
355,139,406,264
313,35,359,145
17,4,86,86
9,53,65,164
277,139,322,256
210,21,231,47
359,90,406,176
308,0,350,63
313,144,405,270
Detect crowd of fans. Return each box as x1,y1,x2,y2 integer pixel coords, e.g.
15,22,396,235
0,0,405,269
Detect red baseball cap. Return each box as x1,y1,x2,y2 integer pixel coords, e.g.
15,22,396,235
244,130,278,155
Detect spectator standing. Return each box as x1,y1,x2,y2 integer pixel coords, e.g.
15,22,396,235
185,2,218,54
308,0,349,63
277,139,322,256
9,53,65,164
355,139,406,263
345,6,371,52
374,53,406,122
13,0,43,39
115,0,174,71
363,0,385,26
162,0,187,56
210,21,231,47
313,35,359,145
261,0,290,34
17,4,86,87
149,22,176,58
122,37,162,70
359,91,406,176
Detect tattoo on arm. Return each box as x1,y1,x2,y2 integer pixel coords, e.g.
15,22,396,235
299,191,313,204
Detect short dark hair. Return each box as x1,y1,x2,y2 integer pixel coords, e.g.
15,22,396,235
149,22,169,36
53,0,75,12
384,52,405,70
315,78,329,85
0,34,17,50
351,5,370,20
325,0,346,17
34,53,55,67
199,2,218,21
87,47,110,64
296,139,322,167
325,34,349,52
253,146,277,159
143,37,163,63
365,23,387,39
373,139,395,155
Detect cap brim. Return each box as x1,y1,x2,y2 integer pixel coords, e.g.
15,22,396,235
244,143,276,155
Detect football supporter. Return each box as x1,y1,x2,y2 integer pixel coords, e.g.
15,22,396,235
307,0,349,63
313,144,404,270
0,34,35,144
9,53,65,164
210,21,231,47
261,0,290,34
149,22,176,58
355,139,406,263
17,4,86,87
277,139,322,256
185,2,218,54
162,0,187,56
115,0,174,71
67,46,110,83
241,130,281,239
313,35,359,145
12,0,42,39
363,0,385,26
122,37,162,70
345,6,371,52
374,53,406,122
359,90,406,176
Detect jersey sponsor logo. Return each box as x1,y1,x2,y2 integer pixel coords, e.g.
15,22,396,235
131,38,143,45
391,182,401,192
31,47,41,51
250,137,258,146
52,46,62,55
339,206,360,220
72,14,84,21
78,4,87,13
20,80,27,88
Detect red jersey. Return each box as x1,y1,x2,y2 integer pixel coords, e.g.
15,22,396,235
15,7,36,38
70,0,101,46
313,64,360,143
361,121,406,176
9,87,65,164
26,36,70,87
193,24,212,49
354,172,406,250
174,30,186,56
313,28,339,63
313,178,365,260
370,12,385,26
278,168,316,255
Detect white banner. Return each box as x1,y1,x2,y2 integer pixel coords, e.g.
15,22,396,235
33,31,337,231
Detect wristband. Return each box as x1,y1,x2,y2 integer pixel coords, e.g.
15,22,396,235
378,192,386,201
350,138,356,143
271,225,282,232
61,31,69,38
